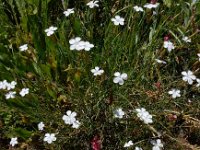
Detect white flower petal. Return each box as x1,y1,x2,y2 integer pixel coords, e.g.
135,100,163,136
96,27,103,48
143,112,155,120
113,77,120,83
121,73,128,80
114,72,120,77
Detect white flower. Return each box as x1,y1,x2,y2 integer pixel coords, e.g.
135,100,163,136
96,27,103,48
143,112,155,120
111,15,125,26
77,41,86,51
113,72,128,85
196,78,200,87
38,122,45,131
83,41,94,51
5,91,16,99
62,110,81,129
124,140,133,147
114,108,125,119
91,67,104,76
144,3,159,9
19,44,28,51
164,40,175,52
72,120,81,129
0,80,17,91
43,133,57,144
136,108,153,124
135,147,143,150
62,110,77,125
155,59,166,64
19,88,29,97
133,6,144,12
0,80,8,90
44,26,57,36
168,89,181,99
69,37,83,50
87,1,99,8
197,53,200,61
69,37,94,51
181,70,196,85
6,81,17,90
182,36,191,43
63,8,74,17
10,137,18,147
152,139,163,150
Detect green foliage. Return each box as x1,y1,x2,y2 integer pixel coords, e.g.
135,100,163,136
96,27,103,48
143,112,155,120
0,0,200,149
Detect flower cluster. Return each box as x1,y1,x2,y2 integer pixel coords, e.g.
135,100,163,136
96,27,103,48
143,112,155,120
133,0,159,12
62,110,81,129
0,80,16,90
134,2,159,13
91,68,128,85
7,0,200,149
37,122,57,144
69,37,94,51
0,80,29,99
114,107,153,126
166,69,199,100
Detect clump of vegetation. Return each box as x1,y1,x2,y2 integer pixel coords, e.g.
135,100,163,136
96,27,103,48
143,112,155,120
0,0,200,149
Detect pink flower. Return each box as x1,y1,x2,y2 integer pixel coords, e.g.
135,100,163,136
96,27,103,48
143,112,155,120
164,35,170,41
91,136,101,150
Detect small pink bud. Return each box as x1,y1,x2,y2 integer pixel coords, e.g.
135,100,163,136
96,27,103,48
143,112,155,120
164,35,170,41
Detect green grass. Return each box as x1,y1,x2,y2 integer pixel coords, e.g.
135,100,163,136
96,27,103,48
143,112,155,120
0,0,200,149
